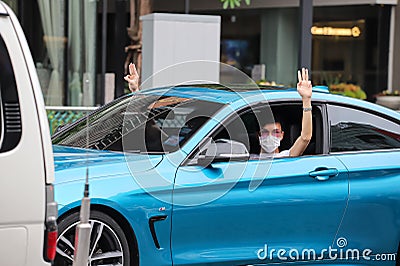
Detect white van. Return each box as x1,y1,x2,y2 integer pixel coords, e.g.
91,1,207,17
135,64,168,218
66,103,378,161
0,2,57,265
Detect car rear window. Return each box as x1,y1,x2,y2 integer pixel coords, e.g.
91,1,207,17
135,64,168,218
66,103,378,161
328,104,400,152
52,93,224,154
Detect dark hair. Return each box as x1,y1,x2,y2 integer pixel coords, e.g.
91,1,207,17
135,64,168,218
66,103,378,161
257,113,283,130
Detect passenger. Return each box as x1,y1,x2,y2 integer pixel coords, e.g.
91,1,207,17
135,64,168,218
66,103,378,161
124,62,139,92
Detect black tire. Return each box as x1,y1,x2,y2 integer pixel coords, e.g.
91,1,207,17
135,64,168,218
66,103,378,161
55,210,131,266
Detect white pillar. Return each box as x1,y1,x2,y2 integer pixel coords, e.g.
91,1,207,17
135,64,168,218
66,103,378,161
141,13,221,89
392,3,400,91
388,5,396,92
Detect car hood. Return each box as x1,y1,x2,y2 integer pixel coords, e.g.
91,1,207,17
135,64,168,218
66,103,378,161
53,145,163,184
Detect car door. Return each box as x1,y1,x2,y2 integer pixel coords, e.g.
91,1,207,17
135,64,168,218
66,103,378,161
327,103,400,263
171,103,349,265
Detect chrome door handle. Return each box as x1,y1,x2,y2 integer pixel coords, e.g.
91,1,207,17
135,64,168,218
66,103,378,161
309,168,339,181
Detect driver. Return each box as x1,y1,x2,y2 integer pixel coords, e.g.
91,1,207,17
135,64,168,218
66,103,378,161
125,63,313,158
255,68,312,158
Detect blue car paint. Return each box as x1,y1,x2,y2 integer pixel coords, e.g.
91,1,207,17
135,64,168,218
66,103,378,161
172,155,349,265
53,145,163,176
140,86,244,104
54,86,400,265
55,147,179,265
333,151,400,255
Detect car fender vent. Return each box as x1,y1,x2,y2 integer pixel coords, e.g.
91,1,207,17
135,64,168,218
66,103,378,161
4,102,21,133
149,215,167,249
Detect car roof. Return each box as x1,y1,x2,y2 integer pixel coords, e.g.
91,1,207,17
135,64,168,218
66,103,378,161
139,84,297,104
138,84,400,119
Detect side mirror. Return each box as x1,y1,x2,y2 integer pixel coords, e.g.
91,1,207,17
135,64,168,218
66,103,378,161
198,139,249,166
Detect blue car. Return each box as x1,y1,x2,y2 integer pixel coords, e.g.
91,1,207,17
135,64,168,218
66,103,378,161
52,85,400,266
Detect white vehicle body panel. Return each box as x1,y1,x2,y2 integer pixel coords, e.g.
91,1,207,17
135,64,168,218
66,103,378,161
0,2,54,265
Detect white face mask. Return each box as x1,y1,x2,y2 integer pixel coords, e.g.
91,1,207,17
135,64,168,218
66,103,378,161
259,135,280,153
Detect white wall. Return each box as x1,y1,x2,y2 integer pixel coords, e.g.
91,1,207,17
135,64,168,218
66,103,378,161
141,13,221,89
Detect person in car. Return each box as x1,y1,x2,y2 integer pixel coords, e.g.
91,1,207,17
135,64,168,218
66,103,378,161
256,67,312,158
124,62,140,92
124,63,312,158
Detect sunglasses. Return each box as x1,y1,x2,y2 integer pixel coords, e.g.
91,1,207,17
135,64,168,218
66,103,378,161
260,128,283,137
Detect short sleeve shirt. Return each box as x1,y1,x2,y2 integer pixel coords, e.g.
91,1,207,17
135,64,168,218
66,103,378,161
250,149,290,160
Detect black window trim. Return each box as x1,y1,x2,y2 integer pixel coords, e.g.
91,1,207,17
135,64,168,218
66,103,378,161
0,1,10,16
327,102,400,125
0,33,22,152
329,148,400,155
181,99,327,167
0,88,3,149
327,102,400,155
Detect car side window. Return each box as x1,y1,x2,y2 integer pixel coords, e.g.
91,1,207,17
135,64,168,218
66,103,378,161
328,104,400,152
0,34,22,152
187,102,323,165
213,103,323,158
266,103,323,156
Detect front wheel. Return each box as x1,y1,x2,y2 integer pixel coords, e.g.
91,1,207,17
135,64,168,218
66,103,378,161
55,210,131,266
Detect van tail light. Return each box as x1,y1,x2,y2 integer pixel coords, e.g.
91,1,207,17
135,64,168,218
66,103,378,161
43,184,58,262
45,221,57,260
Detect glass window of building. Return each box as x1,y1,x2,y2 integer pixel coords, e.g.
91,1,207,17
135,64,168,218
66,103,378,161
312,5,392,101
13,0,98,107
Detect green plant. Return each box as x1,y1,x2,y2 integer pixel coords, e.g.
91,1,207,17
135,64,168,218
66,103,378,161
329,83,367,100
220,0,250,9
380,90,400,96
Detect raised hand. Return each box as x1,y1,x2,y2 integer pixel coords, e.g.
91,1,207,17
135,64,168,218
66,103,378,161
297,67,312,99
124,63,139,92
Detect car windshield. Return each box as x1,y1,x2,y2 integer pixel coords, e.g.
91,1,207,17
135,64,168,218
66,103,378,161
52,93,225,154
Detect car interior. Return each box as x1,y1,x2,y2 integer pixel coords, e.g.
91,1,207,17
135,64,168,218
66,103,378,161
211,103,323,158
106,99,222,153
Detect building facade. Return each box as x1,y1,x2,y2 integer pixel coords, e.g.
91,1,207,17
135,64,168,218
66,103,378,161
155,0,398,101
4,0,400,105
